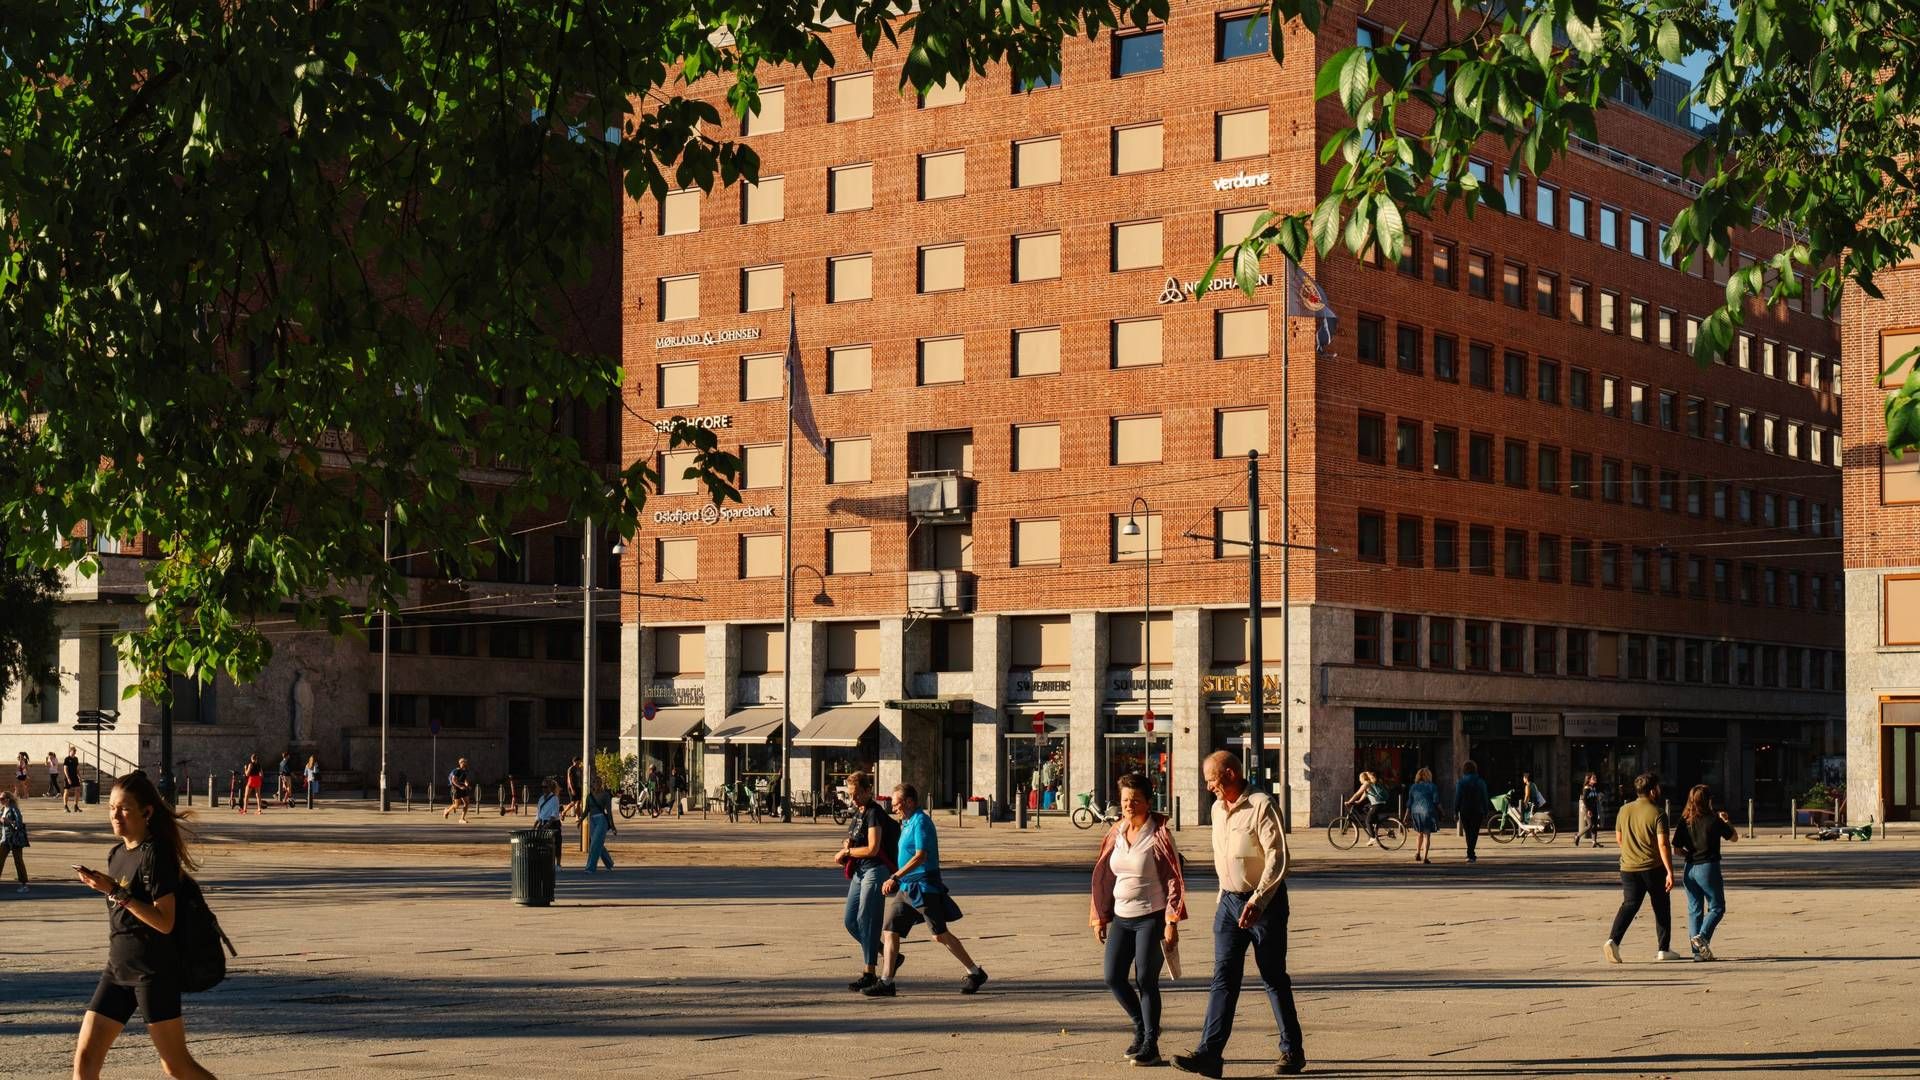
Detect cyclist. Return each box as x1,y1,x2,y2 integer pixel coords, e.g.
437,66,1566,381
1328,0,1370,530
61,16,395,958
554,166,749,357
1341,771,1390,847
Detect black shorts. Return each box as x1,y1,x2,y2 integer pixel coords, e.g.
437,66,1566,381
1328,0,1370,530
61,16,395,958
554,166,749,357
884,894,947,937
88,973,182,1026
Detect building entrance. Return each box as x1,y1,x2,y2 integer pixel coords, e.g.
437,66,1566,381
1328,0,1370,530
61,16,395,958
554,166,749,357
1884,723,1920,823
1006,731,1068,812
1100,723,1171,813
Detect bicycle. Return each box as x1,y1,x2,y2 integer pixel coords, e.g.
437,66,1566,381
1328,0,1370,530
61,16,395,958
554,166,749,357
1327,802,1407,850
617,781,663,820
723,780,767,823
1484,792,1557,844
1071,793,1122,830
822,789,855,826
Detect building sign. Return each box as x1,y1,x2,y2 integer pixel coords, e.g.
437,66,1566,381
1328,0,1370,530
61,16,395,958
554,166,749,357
651,503,776,526
1108,674,1175,697
1354,708,1446,735
655,327,762,351
1563,715,1618,739
1156,272,1272,305
1511,712,1561,737
650,414,734,433
822,673,872,705
1007,674,1072,700
1202,673,1281,703
1211,169,1271,192
645,682,704,706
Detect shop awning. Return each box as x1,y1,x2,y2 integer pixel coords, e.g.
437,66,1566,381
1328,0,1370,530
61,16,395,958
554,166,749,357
708,707,784,745
794,706,882,748
639,708,706,743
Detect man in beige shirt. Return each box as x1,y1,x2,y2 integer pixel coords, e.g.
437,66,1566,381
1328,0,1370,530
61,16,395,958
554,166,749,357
1173,751,1305,1078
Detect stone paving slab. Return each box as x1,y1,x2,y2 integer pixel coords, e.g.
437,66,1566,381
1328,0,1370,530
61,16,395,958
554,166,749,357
3,809,1917,1079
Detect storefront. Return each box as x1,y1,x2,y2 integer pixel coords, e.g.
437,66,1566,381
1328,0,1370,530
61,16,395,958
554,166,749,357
709,707,783,792
637,707,706,799
1565,714,1644,828
1352,708,1454,795
1462,711,1555,805
1655,717,1728,807
1883,700,1920,823
794,706,882,801
1100,712,1171,813
1741,716,1826,817
1005,710,1070,812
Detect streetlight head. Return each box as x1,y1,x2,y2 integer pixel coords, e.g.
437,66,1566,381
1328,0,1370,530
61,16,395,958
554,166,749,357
610,538,626,555
1121,517,1141,537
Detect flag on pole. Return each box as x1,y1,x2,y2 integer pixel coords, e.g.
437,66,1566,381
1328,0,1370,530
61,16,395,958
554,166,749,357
1285,260,1338,352
786,299,825,453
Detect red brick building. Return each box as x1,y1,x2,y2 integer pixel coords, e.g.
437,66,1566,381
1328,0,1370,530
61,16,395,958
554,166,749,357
619,0,1843,826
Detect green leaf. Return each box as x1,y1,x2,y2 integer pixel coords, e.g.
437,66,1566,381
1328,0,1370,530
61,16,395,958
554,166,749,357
1317,47,1355,100
1656,20,1683,63
1528,16,1553,69
1373,196,1405,262
1338,46,1373,117
1309,196,1343,254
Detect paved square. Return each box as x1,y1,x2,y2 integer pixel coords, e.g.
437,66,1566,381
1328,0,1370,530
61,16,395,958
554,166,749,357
5,803,1917,1078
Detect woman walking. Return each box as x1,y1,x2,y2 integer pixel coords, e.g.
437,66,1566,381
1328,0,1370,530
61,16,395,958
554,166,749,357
1673,783,1739,961
71,771,217,1079
1577,773,1605,848
302,756,321,805
1342,771,1390,846
1407,768,1440,864
582,777,616,872
1,790,30,892
14,752,30,799
241,754,265,815
835,771,895,992
1090,772,1187,1067
48,751,64,798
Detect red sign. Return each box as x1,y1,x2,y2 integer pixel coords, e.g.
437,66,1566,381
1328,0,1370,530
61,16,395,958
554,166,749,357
1143,710,1156,734
1032,712,1047,737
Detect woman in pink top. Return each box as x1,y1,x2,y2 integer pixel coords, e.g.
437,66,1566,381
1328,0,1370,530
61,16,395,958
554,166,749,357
1090,771,1188,1067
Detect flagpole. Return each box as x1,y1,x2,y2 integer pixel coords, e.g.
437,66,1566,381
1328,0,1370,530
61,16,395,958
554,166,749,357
781,294,796,822
1279,266,1293,831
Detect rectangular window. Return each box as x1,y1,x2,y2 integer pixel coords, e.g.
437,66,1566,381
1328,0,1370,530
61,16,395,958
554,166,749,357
1568,193,1589,237
828,529,872,574
1504,439,1527,488
1216,107,1269,160
1356,315,1382,366
1016,65,1061,92
1217,207,1267,249
1396,324,1422,374
1013,325,1061,377
741,533,782,578
1111,219,1164,271
1569,280,1589,324
1535,182,1557,227
1218,11,1270,60
741,175,785,223
1429,618,1454,668
1502,171,1524,216
740,264,784,313
1532,626,1559,673
1218,407,1269,458
1389,614,1419,666
1469,525,1494,574
1397,232,1422,277
1658,223,1674,267
1013,137,1062,188
919,149,966,200
828,254,873,303
1012,423,1060,471
1012,231,1061,281
1601,458,1622,502
660,188,700,236
1569,452,1591,498
1354,611,1382,665
1629,216,1649,258
915,243,966,294
1012,518,1061,566
1431,239,1456,288
1357,512,1385,562
1658,390,1676,431
1502,261,1526,308
1537,359,1560,405
918,336,964,386
1632,548,1651,592
1433,426,1459,476
1465,621,1492,670
1658,308,1675,349
743,85,785,135
658,361,700,408
1112,316,1164,368
1503,351,1526,397
741,352,781,401
827,344,871,393
1599,205,1619,248
1599,290,1619,333
1112,513,1163,562
740,443,782,489
1433,335,1458,382
658,274,699,321
1537,445,1560,493
1112,122,1164,174
658,449,699,495
1570,539,1592,585
1630,383,1647,423
1114,28,1165,75
1537,535,1561,582
1216,306,1268,359
1469,342,1492,388
829,163,873,212
1505,529,1527,578
1469,432,1493,481
1395,418,1422,470
1112,414,1163,465
1396,515,1423,566
1630,464,1651,506
1357,411,1386,463
1601,543,1621,587
1434,521,1459,570
657,537,698,583
1467,251,1491,298
920,77,964,108
828,72,873,122
827,437,872,483
1628,299,1647,341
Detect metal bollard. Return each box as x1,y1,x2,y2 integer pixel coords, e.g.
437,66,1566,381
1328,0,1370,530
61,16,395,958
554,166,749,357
1790,799,1797,840
306,784,314,809
185,779,193,807
955,794,964,828
1016,788,1029,830
404,782,413,810
428,781,437,808
1747,798,1755,839
208,775,216,805
1174,796,1181,831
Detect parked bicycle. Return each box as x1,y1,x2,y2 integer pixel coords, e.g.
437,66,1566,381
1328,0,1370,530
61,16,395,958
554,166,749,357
1071,793,1122,830
1327,802,1408,850
724,780,776,823
1485,791,1557,844
821,789,855,826
617,780,664,820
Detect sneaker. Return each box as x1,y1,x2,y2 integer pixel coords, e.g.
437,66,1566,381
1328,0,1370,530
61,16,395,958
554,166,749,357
1654,950,1685,961
860,980,896,998
1132,1040,1164,1067
1603,940,1622,964
1171,1051,1224,1078
1275,1053,1309,1076
1696,941,1715,962
14,885,26,894
960,968,988,995
847,972,878,992
1123,1032,1146,1060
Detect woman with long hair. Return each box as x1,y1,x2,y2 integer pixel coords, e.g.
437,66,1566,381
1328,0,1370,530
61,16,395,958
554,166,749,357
71,770,216,1079
1577,772,1605,848
1407,767,1440,864
1671,783,1739,961
1342,770,1389,846
1089,771,1187,1066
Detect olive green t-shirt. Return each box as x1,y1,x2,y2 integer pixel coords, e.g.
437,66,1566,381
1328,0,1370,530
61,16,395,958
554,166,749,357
1615,798,1669,873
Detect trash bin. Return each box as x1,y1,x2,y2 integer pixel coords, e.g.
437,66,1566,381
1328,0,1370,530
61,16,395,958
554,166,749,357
509,829,555,907
83,779,100,805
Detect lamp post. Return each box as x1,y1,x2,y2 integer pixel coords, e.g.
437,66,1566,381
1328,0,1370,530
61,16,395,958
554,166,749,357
1121,498,1154,810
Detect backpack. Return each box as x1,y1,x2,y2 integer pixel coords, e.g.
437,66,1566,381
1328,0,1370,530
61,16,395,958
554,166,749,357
143,859,238,993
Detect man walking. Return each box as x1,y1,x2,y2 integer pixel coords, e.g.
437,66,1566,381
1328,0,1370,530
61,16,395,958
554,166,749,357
443,758,474,823
61,747,83,813
863,783,988,998
1604,772,1683,963
1453,760,1491,864
276,751,295,808
1174,752,1305,1078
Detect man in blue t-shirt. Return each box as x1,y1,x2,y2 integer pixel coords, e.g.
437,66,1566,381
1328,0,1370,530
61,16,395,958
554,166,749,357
863,783,989,998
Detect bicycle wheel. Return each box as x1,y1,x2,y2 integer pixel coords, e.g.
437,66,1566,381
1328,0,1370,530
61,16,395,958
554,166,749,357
1486,813,1517,844
832,805,850,827
1534,819,1558,843
1326,816,1360,850
618,795,638,820
1377,817,1409,850
1071,806,1097,830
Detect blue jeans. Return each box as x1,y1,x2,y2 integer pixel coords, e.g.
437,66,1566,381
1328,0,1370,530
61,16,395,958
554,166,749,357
1683,861,1726,943
1199,889,1303,1060
1103,911,1166,1042
585,815,613,871
844,864,885,967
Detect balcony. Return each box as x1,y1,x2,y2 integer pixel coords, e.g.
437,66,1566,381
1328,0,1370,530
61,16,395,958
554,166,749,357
906,470,975,521
907,569,976,615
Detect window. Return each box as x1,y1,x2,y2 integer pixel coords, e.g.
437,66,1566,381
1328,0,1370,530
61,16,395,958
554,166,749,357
1571,538,1592,584
1601,543,1620,587
1433,334,1458,382
1397,232,1422,277
741,352,781,401
1012,137,1062,188
1467,251,1491,298
658,361,699,408
917,336,964,386
1389,614,1419,666
917,75,965,107
660,188,700,236
1568,193,1589,237
1216,307,1268,358
735,443,782,490
1658,223,1674,267
1599,205,1619,248
1601,458,1622,502
1535,182,1557,227
1536,535,1561,582
1396,515,1423,566
1688,555,1707,598
828,528,872,574
1657,308,1675,349
1429,618,1455,668
1537,359,1560,404
1468,525,1494,574
1537,446,1560,493
919,150,966,200
1569,452,1591,498
1567,629,1590,675
657,537,697,583
829,72,873,122
828,254,872,302
1503,351,1526,397
1630,382,1647,423
1465,621,1492,670
1217,207,1267,249
1011,519,1060,566
1687,475,1705,515
1535,270,1559,316
1111,220,1163,271
1112,123,1164,175
915,243,965,294
1113,28,1164,76
1628,299,1647,341
1468,432,1493,481
1504,439,1527,488
1012,326,1060,376
1433,426,1458,476
1504,529,1527,578
658,274,699,321
743,85,785,135
1469,342,1492,388
829,163,873,212
1357,512,1385,562
827,437,872,483
1012,231,1061,282
1599,376,1620,417
1217,407,1268,458
1631,548,1651,591
1016,66,1061,92
1112,414,1163,464
1218,11,1270,60
1630,464,1651,506
741,533,782,578
739,263,784,313
1629,216,1649,258
1216,107,1269,160
1354,611,1382,664
1658,390,1676,431
1569,368,1590,410
1112,512,1163,562
1501,171,1524,216
1599,290,1619,333
1356,315,1383,366
1395,324,1422,373
1502,261,1526,308
1431,240,1456,288
1434,521,1459,570
1357,412,1385,463
741,175,785,223
1112,316,1164,367
1569,281,1589,325
1012,423,1060,471
1395,418,1421,470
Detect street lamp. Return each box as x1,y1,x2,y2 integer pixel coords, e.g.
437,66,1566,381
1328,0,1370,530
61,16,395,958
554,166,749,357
1122,497,1154,807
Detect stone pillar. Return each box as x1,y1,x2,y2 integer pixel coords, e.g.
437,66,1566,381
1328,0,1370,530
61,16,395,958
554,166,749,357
876,618,909,795
1069,611,1105,806
619,622,644,763
1170,607,1205,829
702,623,731,789
789,621,823,794
971,615,1009,809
